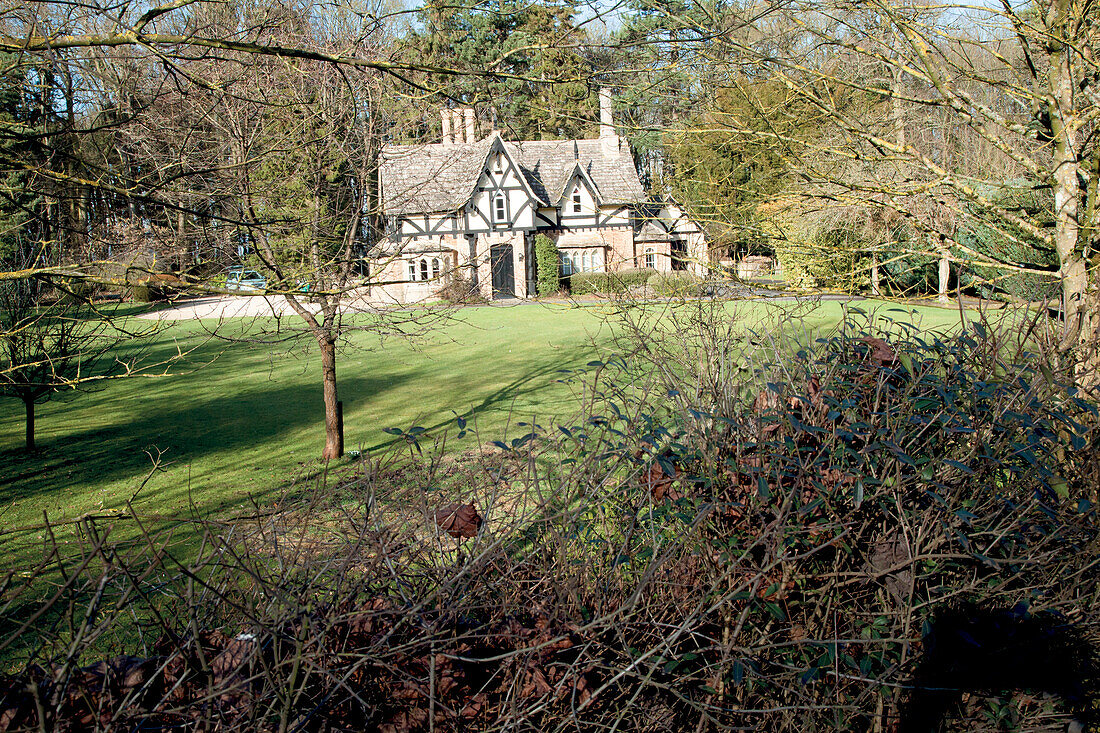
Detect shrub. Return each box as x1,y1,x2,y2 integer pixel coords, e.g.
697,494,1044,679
534,234,560,296
436,272,487,305
131,274,182,302
567,271,611,295
773,225,873,291
958,179,1060,303
612,267,656,290
57,277,96,302
569,269,657,296
130,284,162,302
647,271,701,296
2,305,1096,732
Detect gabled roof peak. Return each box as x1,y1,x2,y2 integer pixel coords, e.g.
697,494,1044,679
380,134,644,216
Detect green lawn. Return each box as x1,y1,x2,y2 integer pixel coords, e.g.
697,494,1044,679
0,298,975,559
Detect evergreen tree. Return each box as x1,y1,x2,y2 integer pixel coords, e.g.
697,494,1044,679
412,0,596,140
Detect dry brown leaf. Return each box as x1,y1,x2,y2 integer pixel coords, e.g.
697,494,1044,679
434,502,483,539
642,461,683,502
860,336,898,366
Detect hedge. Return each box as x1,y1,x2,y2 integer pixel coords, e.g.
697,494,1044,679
569,268,657,295
648,271,701,296
534,234,560,296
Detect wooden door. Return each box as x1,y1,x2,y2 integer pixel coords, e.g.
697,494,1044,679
490,244,514,298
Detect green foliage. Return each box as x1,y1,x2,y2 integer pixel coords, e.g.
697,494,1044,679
878,249,940,296
956,181,1060,302
871,181,1060,301
613,0,733,180
613,267,656,289
130,284,164,303
413,0,595,141
647,271,701,296
58,278,96,302
568,271,611,295
662,82,810,254
774,226,872,291
568,268,657,295
0,54,38,261
248,104,355,285
535,234,560,296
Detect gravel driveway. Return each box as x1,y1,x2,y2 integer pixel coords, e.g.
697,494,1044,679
137,292,385,320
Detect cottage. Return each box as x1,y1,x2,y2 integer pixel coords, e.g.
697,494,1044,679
373,90,706,302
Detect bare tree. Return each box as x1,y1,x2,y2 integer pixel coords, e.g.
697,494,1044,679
3,0,455,459
633,0,1097,376
0,264,155,451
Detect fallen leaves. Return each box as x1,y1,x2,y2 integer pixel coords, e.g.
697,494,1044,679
859,336,898,367
434,502,483,539
642,461,684,502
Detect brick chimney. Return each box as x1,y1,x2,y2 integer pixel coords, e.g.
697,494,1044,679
441,108,453,145
464,108,477,143
448,108,462,143
599,88,619,156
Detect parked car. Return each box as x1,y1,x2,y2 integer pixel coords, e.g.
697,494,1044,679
225,267,267,292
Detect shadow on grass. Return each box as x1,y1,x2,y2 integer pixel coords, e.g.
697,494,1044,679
0,373,420,510
361,358,592,455
0,331,595,544
0,351,596,666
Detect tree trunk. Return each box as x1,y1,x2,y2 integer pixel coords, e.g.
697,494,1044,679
24,398,35,452
319,336,343,459
871,252,881,297
1046,0,1087,352
937,244,950,304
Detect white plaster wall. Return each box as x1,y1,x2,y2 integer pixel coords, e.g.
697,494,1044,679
468,165,534,232
598,205,630,226
558,176,599,227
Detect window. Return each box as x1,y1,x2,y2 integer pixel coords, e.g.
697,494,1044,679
431,258,440,279
572,189,582,213
493,192,507,224
561,250,602,274
409,260,417,281
420,258,429,281
644,248,654,269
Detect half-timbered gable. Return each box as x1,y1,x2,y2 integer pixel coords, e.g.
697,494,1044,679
556,166,600,228
374,96,705,302
466,140,538,233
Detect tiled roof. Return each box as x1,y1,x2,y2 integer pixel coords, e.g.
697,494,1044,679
636,219,672,242
378,137,496,216
379,133,646,215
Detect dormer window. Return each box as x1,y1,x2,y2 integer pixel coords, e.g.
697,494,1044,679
493,192,507,224
572,189,582,213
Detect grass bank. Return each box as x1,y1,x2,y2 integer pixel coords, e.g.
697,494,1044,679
0,298,974,554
